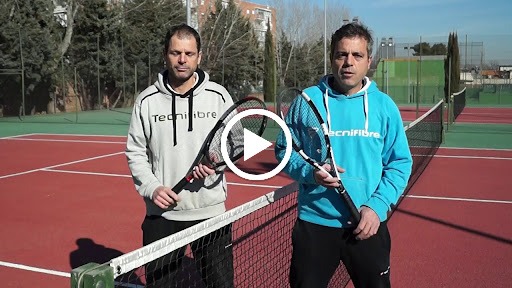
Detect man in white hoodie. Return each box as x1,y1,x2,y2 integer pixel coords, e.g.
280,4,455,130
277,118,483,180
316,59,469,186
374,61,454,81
126,23,234,288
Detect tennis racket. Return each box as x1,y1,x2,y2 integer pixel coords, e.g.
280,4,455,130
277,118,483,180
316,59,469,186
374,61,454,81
277,88,361,224
172,96,267,193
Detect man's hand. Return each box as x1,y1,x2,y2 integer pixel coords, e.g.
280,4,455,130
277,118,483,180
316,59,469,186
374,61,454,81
192,163,216,179
313,163,345,188
353,206,380,240
152,186,180,209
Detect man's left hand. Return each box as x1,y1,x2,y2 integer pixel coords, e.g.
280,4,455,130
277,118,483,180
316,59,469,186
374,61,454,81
353,206,380,240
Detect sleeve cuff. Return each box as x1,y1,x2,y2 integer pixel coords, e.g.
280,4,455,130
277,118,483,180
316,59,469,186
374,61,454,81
363,196,390,222
143,181,161,199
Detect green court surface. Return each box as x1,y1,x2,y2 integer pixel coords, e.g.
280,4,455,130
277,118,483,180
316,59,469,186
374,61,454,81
0,122,128,138
2,115,511,150
443,123,512,149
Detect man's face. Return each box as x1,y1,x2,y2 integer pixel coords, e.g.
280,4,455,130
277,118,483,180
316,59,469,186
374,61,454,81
164,34,201,83
331,36,372,95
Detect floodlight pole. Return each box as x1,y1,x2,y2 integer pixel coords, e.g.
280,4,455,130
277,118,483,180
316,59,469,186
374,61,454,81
186,0,191,26
404,45,412,103
18,29,25,116
324,0,327,75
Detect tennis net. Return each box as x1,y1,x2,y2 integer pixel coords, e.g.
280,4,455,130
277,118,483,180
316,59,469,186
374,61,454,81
71,100,444,288
450,87,466,123
400,99,444,205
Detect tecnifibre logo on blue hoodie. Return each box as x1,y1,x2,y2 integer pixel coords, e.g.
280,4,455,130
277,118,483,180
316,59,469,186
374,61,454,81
308,127,381,139
328,129,381,138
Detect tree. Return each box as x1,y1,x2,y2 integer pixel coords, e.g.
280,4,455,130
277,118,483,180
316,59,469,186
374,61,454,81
273,0,349,87
431,43,447,55
200,0,261,100
0,0,61,115
66,0,120,110
67,0,185,110
263,20,277,102
116,0,185,104
412,42,447,56
444,32,461,101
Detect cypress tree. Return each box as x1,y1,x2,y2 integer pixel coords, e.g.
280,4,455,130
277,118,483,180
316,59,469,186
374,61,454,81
444,32,453,102
451,33,460,93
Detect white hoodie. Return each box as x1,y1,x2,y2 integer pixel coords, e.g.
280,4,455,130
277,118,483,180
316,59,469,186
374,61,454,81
126,69,234,221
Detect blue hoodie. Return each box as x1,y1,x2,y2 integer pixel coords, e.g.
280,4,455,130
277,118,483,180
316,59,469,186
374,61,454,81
275,76,413,228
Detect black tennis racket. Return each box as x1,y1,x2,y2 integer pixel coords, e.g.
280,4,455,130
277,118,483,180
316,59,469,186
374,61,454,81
277,88,361,224
172,96,267,193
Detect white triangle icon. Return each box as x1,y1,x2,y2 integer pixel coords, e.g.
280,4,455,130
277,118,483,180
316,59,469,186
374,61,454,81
244,129,272,161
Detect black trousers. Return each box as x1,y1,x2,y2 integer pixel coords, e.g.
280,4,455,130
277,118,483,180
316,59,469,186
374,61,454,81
289,218,391,288
142,215,234,288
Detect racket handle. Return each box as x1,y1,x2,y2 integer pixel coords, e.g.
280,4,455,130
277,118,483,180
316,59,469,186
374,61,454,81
172,174,194,194
318,166,361,224
338,188,361,224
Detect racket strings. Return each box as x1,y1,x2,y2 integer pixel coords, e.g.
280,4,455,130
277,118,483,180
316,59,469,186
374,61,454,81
279,90,329,164
206,99,267,167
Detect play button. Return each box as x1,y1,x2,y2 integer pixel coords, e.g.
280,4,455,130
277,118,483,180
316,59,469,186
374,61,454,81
221,108,292,181
243,129,272,161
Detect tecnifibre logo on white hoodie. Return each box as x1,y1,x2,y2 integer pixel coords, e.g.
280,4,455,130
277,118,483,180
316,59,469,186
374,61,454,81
328,129,381,138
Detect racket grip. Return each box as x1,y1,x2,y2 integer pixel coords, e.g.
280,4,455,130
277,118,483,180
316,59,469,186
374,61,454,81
172,174,194,194
339,189,361,224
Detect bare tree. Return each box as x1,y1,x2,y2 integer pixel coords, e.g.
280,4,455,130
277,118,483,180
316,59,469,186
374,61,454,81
271,0,350,85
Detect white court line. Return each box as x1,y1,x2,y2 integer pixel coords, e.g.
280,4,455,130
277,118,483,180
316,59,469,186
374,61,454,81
0,261,70,278
406,195,512,204
0,133,37,140
438,147,512,152
44,168,131,178
434,155,512,160
27,133,126,138
44,168,283,189
462,112,512,116
0,152,124,180
4,138,126,144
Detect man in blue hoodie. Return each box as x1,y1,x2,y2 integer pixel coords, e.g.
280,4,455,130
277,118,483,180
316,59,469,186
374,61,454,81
275,22,412,288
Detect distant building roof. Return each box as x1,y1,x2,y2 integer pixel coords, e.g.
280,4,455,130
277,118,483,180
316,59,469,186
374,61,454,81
481,70,500,77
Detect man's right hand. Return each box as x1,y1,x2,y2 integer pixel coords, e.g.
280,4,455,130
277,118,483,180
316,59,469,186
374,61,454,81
152,186,180,209
313,163,345,188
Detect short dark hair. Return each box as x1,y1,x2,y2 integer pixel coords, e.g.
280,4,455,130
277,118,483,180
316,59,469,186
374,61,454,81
164,23,201,53
330,22,373,60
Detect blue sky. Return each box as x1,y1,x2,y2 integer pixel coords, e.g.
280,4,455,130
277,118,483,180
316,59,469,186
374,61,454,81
250,0,512,63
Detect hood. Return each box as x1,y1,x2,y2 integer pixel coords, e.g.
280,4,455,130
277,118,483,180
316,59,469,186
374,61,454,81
154,68,209,146
318,75,376,131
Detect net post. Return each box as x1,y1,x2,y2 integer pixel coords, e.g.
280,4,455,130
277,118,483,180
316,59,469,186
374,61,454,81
449,94,454,125
70,263,114,288
441,101,446,143
445,93,450,132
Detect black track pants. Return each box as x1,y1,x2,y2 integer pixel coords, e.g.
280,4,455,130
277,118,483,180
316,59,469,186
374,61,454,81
289,218,391,288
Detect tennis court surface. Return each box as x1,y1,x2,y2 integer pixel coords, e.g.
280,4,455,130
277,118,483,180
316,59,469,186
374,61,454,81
0,101,511,287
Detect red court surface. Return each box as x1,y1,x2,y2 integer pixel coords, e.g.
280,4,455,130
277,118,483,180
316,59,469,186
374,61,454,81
455,107,512,124
1,134,511,288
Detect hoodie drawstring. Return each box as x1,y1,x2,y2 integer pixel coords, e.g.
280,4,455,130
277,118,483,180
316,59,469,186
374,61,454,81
187,91,193,132
170,90,194,146
165,70,202,146
363,89,369,131
323,76,370,133
323,89,332,130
